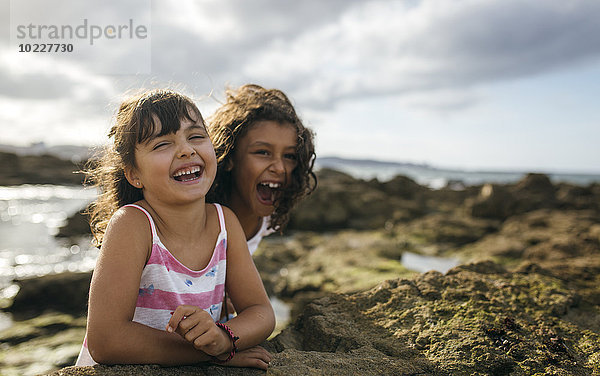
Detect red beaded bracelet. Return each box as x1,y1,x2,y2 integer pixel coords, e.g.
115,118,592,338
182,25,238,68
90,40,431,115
212,323,239,363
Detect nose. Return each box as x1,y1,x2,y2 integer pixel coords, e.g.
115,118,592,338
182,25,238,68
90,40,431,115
269,157,286,175
177,141,196,158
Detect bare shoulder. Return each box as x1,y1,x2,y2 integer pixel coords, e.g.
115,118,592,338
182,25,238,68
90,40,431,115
219,205,243,231
106,205,150,236
101,204,153,261
218,205,251,256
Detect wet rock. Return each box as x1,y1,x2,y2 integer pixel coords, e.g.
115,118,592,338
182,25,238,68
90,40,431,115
467,173,569,220
511,173,558,214
0,151,84,186
48,260,600,375
400,213,498,247
7,272,92,320
380,174,427,198
347,261,599,374
48,363,267,376
0,313,86,375
288,169,428,231
457,209,600,265
56,211,91,239
254,230,416,318
514,173,555,195
468,184,516,220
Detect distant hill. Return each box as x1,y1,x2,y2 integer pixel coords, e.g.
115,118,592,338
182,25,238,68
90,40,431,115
0,143,93,163
314,156,600,188
316,156,432,169
0,150,85,186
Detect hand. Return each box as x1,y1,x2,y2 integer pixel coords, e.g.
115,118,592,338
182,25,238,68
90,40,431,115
166,305,232,357
218,346,272,370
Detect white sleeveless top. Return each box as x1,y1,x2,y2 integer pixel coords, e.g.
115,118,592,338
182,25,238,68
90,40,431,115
246,216,275,255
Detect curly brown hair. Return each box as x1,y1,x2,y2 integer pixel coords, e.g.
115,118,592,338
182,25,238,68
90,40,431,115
207,84,317,231
85,89,204,246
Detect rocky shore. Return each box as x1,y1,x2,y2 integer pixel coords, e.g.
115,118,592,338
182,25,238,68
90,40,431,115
1,168,599,375
0,151,85,186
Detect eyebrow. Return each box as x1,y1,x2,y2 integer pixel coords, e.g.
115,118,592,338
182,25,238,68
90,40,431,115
184,122,207,132
249,141,296,149
143,122,207,145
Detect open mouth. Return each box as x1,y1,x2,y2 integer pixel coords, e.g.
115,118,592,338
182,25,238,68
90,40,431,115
256,182,281,205
173,166,203,182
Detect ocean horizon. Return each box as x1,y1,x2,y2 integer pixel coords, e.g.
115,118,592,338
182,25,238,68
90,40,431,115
2,143,599,189
316,156,600,189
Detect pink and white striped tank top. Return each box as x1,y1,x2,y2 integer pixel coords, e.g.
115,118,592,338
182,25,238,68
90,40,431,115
76,203,228,366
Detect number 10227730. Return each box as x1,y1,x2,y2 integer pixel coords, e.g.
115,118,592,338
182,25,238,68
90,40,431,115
18,44,74,52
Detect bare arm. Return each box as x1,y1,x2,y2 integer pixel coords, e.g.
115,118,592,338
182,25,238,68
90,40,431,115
86,207,210,365
221,207,276,349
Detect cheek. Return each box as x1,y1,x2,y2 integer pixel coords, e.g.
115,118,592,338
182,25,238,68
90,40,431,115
284,165,296,185
285,161,298,174
231,167,252,192
235,158,260,179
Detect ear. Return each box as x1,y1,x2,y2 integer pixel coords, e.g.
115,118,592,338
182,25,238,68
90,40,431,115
124,167,143,189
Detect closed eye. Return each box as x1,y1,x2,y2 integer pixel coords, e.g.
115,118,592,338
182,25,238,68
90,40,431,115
152,142,169,150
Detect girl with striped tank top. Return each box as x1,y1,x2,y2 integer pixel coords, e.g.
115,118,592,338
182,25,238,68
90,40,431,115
75,89,275,369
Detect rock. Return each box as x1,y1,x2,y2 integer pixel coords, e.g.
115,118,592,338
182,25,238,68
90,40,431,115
400,213,498,247
0,313,87,375
0,151,84,186
49,364,267,376
380,174,427,198
253,230,416,317
556,183,599,211
56,211,92,239
457,209,600,265
319,261,599,374
511,173,558,214
288,170,428,231
45,260,600,375
468,184,516,220
7,272,92,319
466,173,600,221
514,173,554,195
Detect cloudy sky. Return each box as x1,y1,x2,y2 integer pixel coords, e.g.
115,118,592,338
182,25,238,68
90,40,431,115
1,0,599,173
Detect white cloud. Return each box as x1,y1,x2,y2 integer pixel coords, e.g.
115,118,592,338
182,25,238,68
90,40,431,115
0,97,108,146
5,0,600,109
1,0,600,172
235,0,600,109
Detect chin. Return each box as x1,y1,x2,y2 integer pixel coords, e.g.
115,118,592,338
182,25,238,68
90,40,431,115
255,204,275,217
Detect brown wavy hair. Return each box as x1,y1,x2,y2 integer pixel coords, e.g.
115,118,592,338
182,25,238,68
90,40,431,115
207,84,317,231
85,89,203,246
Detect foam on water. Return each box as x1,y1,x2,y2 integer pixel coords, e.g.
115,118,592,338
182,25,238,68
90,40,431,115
401,251,461,274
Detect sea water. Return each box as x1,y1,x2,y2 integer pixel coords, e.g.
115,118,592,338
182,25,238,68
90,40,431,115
0,185,99,299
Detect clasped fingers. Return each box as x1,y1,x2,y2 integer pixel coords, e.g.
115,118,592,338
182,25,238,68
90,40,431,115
166,305,211,333
165,305,231,356
192,325,231,356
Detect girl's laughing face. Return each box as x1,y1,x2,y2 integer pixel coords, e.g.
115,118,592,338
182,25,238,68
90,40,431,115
229,120,298,219
127,116,217,206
